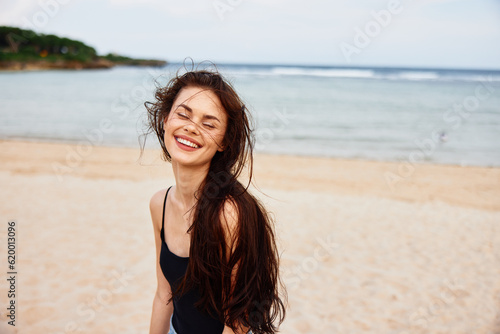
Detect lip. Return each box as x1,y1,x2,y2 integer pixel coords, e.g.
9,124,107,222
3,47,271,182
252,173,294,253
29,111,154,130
174,135,202,151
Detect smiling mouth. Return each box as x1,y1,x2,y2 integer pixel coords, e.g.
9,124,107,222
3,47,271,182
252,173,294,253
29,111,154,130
175,136,201,148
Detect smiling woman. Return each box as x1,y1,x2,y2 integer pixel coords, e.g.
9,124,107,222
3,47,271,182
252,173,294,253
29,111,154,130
165,86,227,165
142,68,286,334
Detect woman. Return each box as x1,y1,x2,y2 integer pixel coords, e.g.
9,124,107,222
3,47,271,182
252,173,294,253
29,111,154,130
144,68,286,334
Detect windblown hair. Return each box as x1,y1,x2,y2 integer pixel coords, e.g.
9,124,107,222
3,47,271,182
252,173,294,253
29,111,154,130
143,66,286,333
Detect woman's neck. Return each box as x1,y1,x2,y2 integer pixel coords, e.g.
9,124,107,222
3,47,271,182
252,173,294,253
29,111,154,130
171,161,209,212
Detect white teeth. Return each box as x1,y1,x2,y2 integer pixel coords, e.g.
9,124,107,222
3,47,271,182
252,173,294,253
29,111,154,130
176,137,199,148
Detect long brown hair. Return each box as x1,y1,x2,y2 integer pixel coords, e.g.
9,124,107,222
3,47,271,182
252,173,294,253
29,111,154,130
143,66,286,333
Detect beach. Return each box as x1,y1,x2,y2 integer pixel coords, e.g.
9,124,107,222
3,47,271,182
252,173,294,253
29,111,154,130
0,139,499,333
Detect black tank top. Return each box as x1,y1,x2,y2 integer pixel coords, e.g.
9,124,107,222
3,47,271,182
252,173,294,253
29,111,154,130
159,187,225,334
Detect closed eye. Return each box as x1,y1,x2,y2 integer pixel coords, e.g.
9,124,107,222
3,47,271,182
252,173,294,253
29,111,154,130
203,123,215,129
177,112,189,119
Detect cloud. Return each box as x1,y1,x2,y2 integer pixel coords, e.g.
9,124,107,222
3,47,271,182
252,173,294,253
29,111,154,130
0,1,38,25
1,0,498,68
106,0,211,17
0,0,84,30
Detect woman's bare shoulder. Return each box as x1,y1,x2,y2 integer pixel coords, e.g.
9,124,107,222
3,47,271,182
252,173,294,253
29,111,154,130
150,188,168,211
149,188,170,230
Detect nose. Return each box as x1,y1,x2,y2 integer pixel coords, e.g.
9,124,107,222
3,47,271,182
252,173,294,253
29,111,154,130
183,122,199,135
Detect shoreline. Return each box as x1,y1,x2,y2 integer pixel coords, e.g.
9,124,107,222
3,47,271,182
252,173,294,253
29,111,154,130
1,139,499,211
1,135,499,169
0,59,167,71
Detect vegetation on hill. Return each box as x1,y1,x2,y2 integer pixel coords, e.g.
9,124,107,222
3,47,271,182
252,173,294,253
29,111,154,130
0,26,166,70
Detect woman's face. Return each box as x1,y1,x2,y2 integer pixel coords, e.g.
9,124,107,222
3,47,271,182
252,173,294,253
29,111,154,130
164,86,228,168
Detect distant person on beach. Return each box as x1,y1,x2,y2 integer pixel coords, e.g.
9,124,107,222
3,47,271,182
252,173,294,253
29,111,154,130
144,68,286,334
439,131,448,143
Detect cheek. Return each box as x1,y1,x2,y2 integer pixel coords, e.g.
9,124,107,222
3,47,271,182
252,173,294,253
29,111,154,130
164,117,181,133
211,129,226,146
163,120,176,143
218,125,228,144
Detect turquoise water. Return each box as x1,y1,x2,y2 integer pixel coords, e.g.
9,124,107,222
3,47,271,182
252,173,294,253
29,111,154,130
1,64,499,166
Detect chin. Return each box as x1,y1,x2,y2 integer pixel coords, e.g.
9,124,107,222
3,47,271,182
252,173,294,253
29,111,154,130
168,147,211,167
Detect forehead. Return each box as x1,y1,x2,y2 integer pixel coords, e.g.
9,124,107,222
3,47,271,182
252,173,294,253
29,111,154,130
173,86,226,118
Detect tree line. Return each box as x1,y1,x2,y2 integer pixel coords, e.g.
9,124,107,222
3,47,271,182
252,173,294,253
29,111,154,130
0,26,98,62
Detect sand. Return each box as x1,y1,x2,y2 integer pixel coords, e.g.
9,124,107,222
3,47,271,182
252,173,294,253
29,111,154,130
0,139,499,333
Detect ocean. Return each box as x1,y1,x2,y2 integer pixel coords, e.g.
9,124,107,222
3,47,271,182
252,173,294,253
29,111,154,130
1,63,499,167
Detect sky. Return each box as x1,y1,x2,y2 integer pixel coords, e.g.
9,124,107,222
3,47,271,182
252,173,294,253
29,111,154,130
1,0,500,70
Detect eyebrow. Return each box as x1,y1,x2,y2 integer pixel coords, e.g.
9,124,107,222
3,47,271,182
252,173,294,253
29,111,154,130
176,103,221,123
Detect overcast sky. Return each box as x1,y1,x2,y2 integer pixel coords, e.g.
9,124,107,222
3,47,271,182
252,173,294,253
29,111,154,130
1,0,500,69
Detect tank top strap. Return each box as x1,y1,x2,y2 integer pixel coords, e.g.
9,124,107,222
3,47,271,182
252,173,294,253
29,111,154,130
161,186,172,235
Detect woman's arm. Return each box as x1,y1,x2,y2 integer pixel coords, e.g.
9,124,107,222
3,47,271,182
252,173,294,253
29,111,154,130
149,190,174,334
150,290,173,334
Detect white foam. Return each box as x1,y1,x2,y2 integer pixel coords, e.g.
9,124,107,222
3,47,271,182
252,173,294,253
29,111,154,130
270,67,376,78
392,71,440,81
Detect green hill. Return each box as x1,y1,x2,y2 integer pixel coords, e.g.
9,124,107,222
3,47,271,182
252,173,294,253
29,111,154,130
0,26,166,70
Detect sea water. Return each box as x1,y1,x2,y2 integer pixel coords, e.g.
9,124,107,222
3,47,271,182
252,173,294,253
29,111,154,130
0,63,499,167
